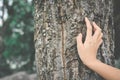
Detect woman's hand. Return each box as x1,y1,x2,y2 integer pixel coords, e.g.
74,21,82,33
76,17,103,65
76,17,120,80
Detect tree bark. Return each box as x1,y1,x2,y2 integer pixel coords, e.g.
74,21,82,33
114,0,120,59
34,0,114,80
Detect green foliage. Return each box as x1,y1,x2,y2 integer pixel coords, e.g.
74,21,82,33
0,0,35,77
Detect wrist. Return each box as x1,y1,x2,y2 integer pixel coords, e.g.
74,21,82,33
84,59,100,67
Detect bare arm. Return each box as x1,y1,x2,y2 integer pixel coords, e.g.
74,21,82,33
76,17,120,80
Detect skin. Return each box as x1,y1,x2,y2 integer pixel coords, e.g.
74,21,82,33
76,17,120,80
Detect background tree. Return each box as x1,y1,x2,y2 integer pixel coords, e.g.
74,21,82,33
34,0,115,80
114,0,120,59
114,0,120,69
0,0,35,77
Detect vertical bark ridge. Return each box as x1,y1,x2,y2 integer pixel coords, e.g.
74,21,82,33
58,1,67,80
61,23,66,80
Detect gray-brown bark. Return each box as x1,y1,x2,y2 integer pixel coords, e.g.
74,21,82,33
34,0,114,80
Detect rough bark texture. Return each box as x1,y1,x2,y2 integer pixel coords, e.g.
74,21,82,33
114,0,120,59
34,0,114,80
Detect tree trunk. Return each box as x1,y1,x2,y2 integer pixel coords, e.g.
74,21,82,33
114,0,120,59
34,0,114,80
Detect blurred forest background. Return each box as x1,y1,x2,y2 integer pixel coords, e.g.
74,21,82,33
0,0,35,78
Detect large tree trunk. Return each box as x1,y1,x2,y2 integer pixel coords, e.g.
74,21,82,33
34,0,114,80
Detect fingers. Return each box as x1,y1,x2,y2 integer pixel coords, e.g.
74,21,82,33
97,39,103,48
77,17,103,49
93,22,101,31
92,22,103,47
85,17,92,40
76,33,84,49
92,22,102,40
97,33,103,41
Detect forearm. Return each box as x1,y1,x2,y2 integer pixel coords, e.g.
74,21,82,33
85,60,120,80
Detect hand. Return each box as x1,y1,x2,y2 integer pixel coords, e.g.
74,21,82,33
76,17,103,65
